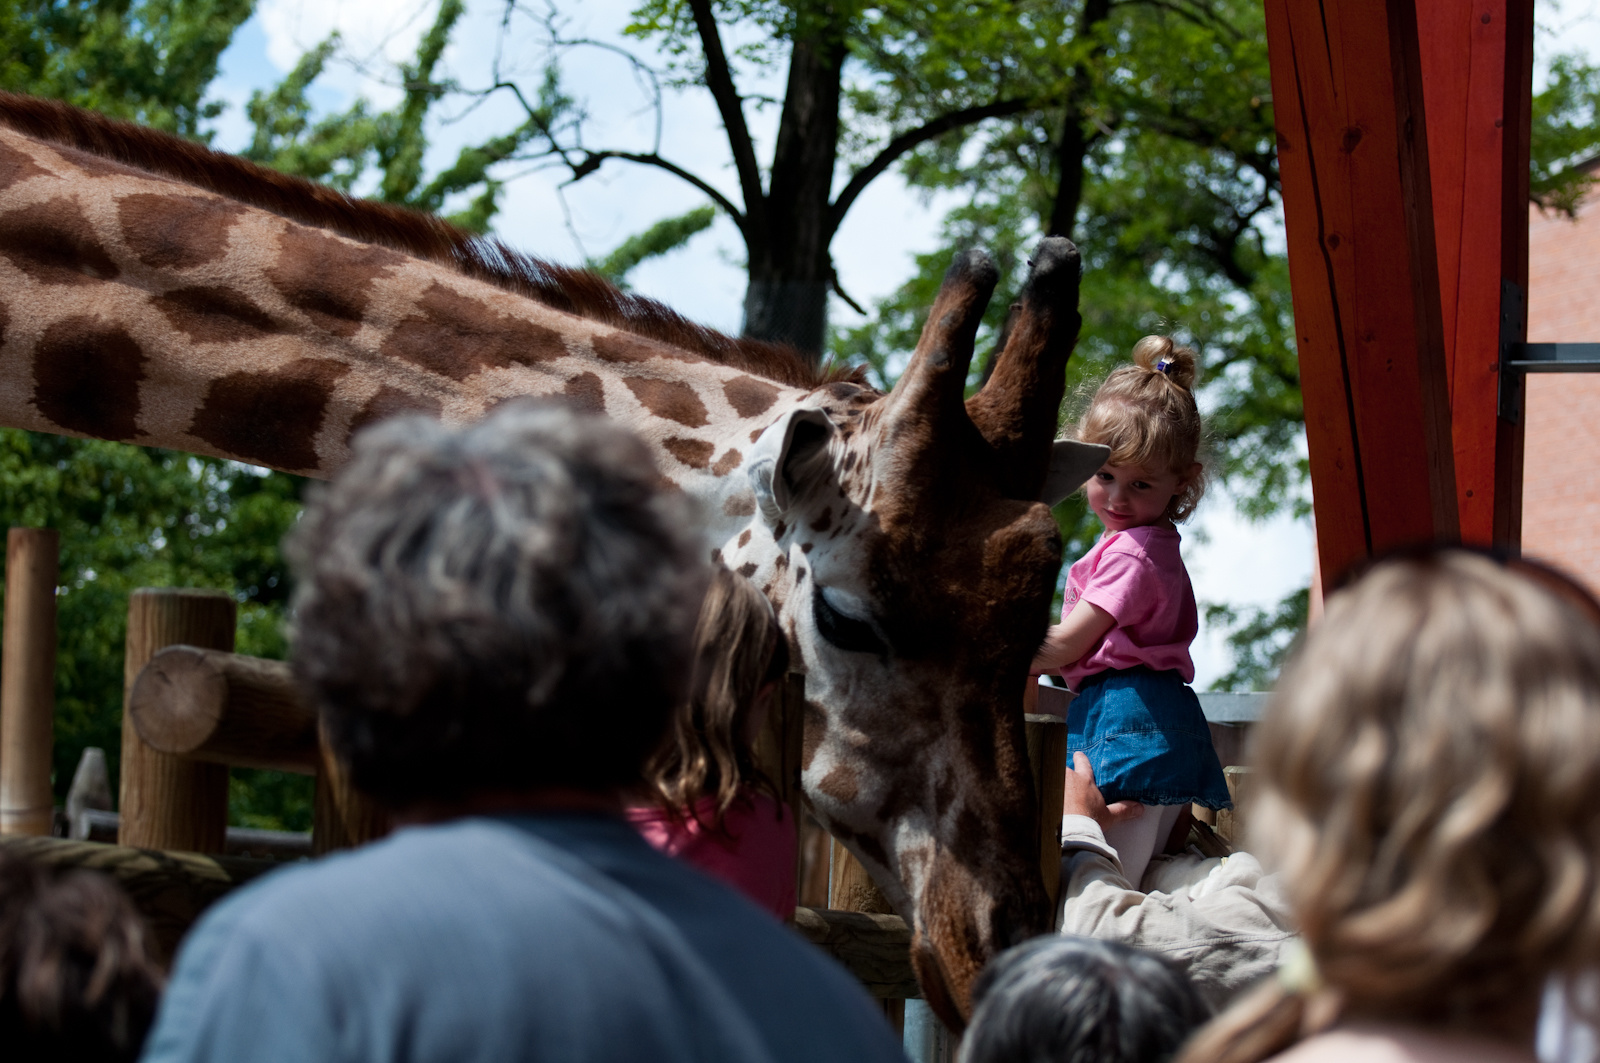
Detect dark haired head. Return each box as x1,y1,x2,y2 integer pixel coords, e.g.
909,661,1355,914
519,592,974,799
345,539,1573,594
960,936,1207,1063
0,852,164,1062
286,401,709,807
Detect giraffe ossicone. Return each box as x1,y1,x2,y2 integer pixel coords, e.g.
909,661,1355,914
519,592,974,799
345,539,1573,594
0,92,1103,1028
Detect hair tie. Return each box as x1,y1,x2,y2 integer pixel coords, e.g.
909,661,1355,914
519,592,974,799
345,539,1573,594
1276,939,1323,996
1155,357,1175,376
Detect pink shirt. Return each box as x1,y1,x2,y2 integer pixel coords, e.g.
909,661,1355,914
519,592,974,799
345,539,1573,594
1057,525,1198,689
625,788,797,921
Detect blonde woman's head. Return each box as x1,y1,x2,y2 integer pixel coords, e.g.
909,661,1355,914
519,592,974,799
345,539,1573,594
1075,336,1205,522
1181,552,1600,1063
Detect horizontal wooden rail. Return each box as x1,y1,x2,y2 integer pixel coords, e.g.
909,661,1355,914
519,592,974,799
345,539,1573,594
0,835,279,965
129,646,317,774
792,907,918,998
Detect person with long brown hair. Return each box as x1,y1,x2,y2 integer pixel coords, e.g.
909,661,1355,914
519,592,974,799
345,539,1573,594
1177,551,1600,1063
627,565,796,919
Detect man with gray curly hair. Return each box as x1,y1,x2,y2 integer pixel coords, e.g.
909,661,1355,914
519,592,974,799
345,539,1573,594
141,402,907,1063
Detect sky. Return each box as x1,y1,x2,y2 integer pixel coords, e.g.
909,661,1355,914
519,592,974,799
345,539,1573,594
197,0,1600,688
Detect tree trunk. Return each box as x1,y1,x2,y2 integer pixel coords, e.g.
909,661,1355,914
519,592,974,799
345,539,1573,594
742,24,847,359
1047,0,1114,240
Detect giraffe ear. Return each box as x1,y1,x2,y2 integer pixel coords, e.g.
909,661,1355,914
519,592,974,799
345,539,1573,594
1040,440,1109,506
747,408,834,524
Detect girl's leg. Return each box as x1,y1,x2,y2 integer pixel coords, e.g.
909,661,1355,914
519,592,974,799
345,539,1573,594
1102,804,1188,889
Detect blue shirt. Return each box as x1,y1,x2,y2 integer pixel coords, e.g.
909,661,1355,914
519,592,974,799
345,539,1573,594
142,813,906,1063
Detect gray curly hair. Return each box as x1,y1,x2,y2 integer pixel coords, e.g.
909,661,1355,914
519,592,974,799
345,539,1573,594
285,401,708,806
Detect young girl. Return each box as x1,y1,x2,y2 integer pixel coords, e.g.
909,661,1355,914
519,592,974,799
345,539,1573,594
1178,551,1600,1063
626,566,797,920
1031,336,1231,888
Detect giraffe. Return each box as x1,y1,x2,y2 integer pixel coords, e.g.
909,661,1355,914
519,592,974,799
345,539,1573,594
0,93,1108,1027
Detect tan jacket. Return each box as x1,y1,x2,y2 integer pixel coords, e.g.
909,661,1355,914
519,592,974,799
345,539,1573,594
1056,814,1298,1013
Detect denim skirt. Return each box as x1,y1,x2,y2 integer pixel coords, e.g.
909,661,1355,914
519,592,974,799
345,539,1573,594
1068,666,1233,810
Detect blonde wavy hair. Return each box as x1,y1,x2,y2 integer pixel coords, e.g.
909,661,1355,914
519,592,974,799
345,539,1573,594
1075,336,1206,522
642,566,787,834
1179,551,1600,1063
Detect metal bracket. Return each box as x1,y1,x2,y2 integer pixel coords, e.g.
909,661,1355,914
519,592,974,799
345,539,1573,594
1497,278,1526,423
1497,279,1600,422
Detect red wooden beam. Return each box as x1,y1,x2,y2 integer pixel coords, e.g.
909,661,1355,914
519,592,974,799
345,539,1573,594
1264,0,1460,585
1417,0,1533,550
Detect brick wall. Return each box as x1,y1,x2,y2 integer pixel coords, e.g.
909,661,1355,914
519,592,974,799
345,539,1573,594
1524,191,1600,596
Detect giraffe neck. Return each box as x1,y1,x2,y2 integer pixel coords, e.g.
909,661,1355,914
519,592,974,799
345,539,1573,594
0,119,815,558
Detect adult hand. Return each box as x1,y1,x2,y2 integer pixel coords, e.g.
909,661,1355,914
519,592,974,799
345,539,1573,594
1063,752,1144,831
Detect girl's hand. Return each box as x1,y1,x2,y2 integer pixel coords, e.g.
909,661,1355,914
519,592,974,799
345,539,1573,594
1031,600,1115,673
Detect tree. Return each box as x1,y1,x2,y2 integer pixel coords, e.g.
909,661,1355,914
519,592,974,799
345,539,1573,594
0,431,307,827
0,0,252,137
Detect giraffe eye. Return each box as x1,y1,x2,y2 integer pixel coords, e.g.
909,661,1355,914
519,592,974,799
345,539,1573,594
813,586,888,657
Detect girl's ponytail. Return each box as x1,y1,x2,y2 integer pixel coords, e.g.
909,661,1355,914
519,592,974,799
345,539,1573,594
1131,335,1198,391
1175,973,1343,1063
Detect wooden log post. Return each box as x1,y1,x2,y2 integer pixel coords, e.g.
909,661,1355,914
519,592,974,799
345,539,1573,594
1023,714,1067,915
1,528,60,836
119,590,235,852
753,672,808,910
130,647,318,774
313,726,391,856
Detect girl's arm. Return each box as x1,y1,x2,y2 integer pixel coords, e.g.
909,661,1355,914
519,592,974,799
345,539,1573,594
1031,600,1115,674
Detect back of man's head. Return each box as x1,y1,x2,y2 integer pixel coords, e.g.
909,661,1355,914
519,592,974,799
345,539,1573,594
960,936,1207,1063
286,402,708,808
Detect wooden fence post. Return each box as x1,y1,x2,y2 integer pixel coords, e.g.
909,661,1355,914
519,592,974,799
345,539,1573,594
312,727,391,855
1023,714,1067,917
1,528,59,836
119,590,235,852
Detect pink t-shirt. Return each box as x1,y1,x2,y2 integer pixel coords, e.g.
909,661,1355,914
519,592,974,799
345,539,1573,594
1057,525,1198,689
624,788,797,921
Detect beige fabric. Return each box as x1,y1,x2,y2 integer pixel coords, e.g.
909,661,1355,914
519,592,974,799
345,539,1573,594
1056,814,1298,1012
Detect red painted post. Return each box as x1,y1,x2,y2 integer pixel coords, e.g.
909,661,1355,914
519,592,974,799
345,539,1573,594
1416,0,1533,549
1263,0,1460,585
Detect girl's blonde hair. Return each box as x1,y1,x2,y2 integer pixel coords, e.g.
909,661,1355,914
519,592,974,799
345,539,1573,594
1178,552,1600,1063
1076,336,1205,521
642,566,788,833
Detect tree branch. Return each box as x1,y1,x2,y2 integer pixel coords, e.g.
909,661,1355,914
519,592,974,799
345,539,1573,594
685,0,767,232
570,151,748,240
828,97,1037,236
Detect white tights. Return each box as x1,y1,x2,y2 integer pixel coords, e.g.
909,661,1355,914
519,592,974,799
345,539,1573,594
1102,804,1187,890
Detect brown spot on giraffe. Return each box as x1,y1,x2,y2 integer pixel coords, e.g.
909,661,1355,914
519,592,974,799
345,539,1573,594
31,317,145,441
749,428,763,444
349,385,442,437
381,282,567,381
267,225,404,338
711,448,742,476
117,193,245,270
801,542,814,553
811,507,833,532
190,358,352,471
723,375,780,417
724,494,755,517
152,286,284,344
0,196,118,285
818,765,861,804
623,377,708,428
663,437,714,469
737,529,751,548
738,562,758,578
773,521,787,540
0,142,47,194
562,372,605,413
801,700,828,773
591,330,697,365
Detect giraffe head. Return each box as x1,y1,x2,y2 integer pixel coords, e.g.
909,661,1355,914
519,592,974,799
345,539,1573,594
729,238,1102,1027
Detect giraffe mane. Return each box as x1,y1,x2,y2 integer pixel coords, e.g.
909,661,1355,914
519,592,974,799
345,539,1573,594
0,92,864,391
